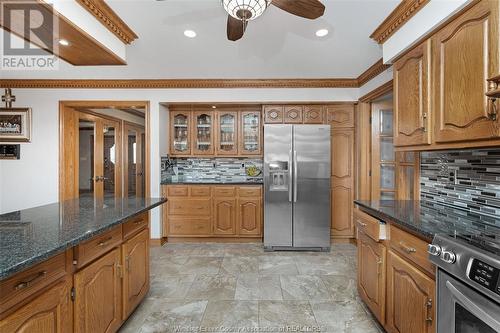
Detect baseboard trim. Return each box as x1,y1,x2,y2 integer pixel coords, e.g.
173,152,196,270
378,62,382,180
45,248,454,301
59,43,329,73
150,238,167,247
165,237,263,243
331,238,357,245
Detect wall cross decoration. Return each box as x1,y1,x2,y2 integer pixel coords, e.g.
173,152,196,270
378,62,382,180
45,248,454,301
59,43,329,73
2,88,16,108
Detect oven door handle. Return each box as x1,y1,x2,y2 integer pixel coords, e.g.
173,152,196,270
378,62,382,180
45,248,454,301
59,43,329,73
446,281,500,331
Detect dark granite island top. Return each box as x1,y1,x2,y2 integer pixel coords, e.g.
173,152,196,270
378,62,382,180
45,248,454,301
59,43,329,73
355,200,500,244
0,197,166,280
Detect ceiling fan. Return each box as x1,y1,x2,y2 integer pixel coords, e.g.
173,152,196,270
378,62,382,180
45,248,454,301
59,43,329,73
222,0,325,41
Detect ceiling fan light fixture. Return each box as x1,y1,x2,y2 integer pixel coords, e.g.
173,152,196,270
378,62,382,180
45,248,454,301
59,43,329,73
222,0,271,21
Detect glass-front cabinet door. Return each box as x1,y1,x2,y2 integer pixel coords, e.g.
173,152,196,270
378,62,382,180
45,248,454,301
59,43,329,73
216,111,238,155
240,111,262,155
193,112,214,155
170,111,191,155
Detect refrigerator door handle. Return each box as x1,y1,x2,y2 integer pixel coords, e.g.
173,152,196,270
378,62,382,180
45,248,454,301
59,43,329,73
288,149,293,202
293,150,298,202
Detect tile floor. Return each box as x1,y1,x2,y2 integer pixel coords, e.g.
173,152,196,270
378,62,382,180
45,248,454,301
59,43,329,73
120,243,384,333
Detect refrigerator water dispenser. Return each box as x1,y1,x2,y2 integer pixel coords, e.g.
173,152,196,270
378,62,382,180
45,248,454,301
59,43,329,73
268,161,289,191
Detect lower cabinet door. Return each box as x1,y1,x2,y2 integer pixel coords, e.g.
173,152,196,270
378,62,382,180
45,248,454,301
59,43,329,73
213,198,236,235
386,250,436,333
237,198,262,236
74,248,122,333
0,279,72,333
357,231,386,324
122,228,150,319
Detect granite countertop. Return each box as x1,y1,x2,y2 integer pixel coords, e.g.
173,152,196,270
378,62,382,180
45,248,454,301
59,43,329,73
355,200,500,242
161,175,263,185
0,197,167,280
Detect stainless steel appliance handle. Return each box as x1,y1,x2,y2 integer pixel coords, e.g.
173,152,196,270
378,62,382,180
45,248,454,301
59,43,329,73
288,150,293,202
445,281,500,331
293,150,298,202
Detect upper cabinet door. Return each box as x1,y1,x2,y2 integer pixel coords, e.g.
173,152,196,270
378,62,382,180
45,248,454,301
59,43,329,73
303,105,324,124
170,111,192,155
193,112,214,155
216,111,238,155
394,40,432,147
326,105,355,128
433,0,500,143
239,111,262,155
284,106,303,123
263,105,284,124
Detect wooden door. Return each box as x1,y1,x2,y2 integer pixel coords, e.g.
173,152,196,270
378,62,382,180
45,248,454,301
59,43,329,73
213,198,236,235
239,111,262,155
386,250,435,333
192,111,214,155
394,40,432,147
237,198,262,236
357,232,386,325
77,113,121,199
263,105,284,123
122,228,149,319
433,0,500,143
326,105,354,128
74,248,122,333
284,106,303,123
371,99,396,200
170,111,192,155
124,123,145,198
0,279,72,333
216,111,238,155
303,105,324,124
331,129,354,238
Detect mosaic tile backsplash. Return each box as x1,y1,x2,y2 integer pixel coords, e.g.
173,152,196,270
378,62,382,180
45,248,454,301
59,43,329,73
161,156,263,182
420,149,500,218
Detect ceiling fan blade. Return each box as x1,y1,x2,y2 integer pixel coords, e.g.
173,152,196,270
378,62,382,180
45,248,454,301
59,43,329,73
271,0,325,19
227,15,246,41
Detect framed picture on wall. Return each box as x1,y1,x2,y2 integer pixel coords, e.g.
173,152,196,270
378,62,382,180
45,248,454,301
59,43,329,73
0,108,32,142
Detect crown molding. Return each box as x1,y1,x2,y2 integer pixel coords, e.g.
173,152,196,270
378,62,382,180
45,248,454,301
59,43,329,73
0,78,359,89
359,80,393,102
75,0,138,44
370,0,430,44
357,59,391,86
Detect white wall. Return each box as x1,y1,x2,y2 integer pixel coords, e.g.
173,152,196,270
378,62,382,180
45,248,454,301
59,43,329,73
358,67,393,98
383,0,470,62
0,87,358,238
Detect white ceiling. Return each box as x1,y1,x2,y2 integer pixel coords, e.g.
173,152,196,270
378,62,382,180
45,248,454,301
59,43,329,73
1,0,399,80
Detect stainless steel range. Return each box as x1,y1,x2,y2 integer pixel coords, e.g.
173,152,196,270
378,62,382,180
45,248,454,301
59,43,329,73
429,233,500,332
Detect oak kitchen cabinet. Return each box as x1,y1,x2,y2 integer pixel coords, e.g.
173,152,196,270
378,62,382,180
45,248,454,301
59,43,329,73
163,184,263,239
394,0,500,151
0,212,151,333
356,209,436,333
169,105,262,157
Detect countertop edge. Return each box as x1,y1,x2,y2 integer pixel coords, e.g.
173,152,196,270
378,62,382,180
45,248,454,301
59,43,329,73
354,201,434,243
160,182,263,185
0,198,167,281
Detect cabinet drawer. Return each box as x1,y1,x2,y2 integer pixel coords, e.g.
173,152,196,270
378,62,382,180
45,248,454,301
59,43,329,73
123,213,148,240
74,226,122,269
214,187,236,197
238,186,262,197
355,210,384,242
190,186,211,197
389,225,434,276
167,186,188,197
0,252,67,314
168,199,211,216
168,217,211,235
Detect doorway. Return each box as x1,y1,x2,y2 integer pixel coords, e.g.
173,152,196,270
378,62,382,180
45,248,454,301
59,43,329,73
59,101,150,201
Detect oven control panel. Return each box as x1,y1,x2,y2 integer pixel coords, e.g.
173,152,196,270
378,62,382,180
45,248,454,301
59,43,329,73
468,259,500,295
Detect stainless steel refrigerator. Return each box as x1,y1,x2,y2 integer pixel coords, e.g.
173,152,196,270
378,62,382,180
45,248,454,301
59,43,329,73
264,124,331,251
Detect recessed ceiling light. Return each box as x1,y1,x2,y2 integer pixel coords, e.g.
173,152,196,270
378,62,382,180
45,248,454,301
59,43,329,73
315,29,329,37
58,39,70,46
184,30,197,38
212,105,217,109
